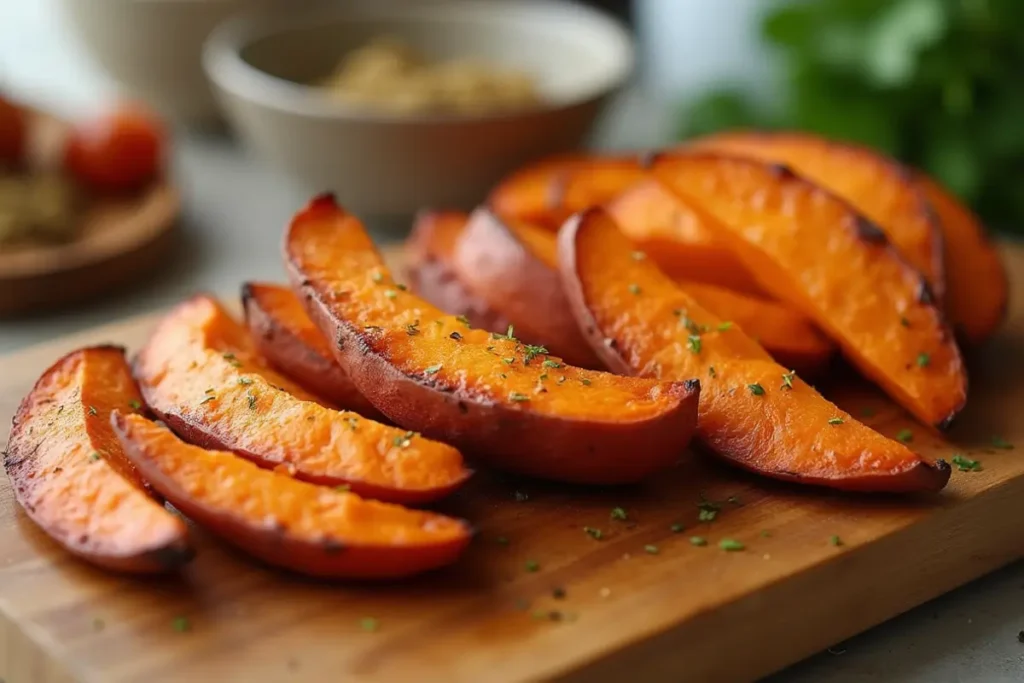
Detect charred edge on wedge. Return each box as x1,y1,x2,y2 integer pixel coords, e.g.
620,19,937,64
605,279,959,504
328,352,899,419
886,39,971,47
854,216,888,245
682,378,701,393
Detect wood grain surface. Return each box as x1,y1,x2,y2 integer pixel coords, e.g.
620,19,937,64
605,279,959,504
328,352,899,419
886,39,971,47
0,246,1021,683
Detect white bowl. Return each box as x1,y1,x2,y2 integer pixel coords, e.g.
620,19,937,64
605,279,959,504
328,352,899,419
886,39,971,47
202,0,634,218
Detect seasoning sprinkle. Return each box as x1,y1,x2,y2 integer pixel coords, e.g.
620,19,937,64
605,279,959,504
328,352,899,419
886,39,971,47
238,377,253,386
708,366,717,378
543,359,562,369
916,352,931,368
335,484,351,493
502,357,515,365
360,617,379,633
717,321,733,332
951,454,983,472
88,405,98,416
128,399,142,410
396,283,407,291
670,523,684,533
900,316,910,327
719,539,745,552
371,271,383,283
525,560,540,573
584,527,603,540
509,392,530,403
392,431,415,448
690,536,708,547
896,428,913,443
247,393,257,410
581,378,592,386
628,283,641,296
687,335,702,354
424,363,442,375
748,383,765,396
644,544,659,555
456,315,471,326
172,616,190,633
199,395,216,405
344,417,359,431
610,507,628,521
828,417,844,425
383,289,398,299
523,344,548,364
991,436,1014,450
222,352,242,368
89,451,102,462
781,371,795,390
829,535,844,547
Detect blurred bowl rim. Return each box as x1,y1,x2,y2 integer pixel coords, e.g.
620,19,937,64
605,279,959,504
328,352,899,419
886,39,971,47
202,0,635,124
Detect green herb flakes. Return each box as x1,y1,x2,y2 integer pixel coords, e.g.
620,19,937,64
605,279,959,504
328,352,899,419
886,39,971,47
748,383,765,396
687,335,702,354
238,377,253,386
455,315,471,326
991,436,1014,450
424,363,442,375
247,393,257,410
525,560,540,573
781,371,795,390
828,417,844,425
628,283,641,295
88,405,98,416
829,535,844,547
543,359,562,369
584,527,603,540
951,454,983,472
128,399,142,410
610,507,628,521
670,523,685,533
644,544,659,555
360,617,379,632
383,289,398,299
717,321,734,332
392,431,415,448
708,366,717,378
916,352,931,368
581,378,592,386
509,392,530,402
896,428,913,443
690,536,708,547
172,617,190,633
718,539,745,552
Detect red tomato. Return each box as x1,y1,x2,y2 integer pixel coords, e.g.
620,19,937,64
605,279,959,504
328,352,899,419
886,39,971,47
0,94,27,165
64,106,165,193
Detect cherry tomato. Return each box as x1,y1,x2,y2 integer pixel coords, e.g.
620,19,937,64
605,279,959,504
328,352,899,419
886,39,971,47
64,106,165,193
0,94,27,165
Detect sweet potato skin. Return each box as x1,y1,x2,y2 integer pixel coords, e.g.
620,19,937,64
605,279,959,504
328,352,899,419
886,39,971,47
112,412,471,579
688,131,946,302
286,194,701,485
134,295,470,505
651,152,967,431
404,210,512,334
914,173,1008,345
242,282,385,419
604,179,767,297
558,208,951,493
451,208,603,368
4,346,192,573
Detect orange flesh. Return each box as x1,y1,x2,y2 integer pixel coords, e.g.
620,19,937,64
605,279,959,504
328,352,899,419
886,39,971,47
561,210,950,492
113,413,471,579
4,346,190,572
915,174,1008,345
604,179,767,296
689,132,945,301
286,196,683,422
652,153,967,430
134,295,469,504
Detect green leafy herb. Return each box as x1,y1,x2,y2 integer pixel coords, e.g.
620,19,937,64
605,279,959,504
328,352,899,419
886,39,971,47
392,431,415,448
543,359,562,369
502,356,515,365
916,352,931,368
718,539,745,552
88,405,98,416
222,352,242,368
128,399,142,410
383,289,398,299
951,454,983,472
748,383,766,396
522,344,548,364
396,283,407,291
828,417,845,425
455,315,471,327
829,535,844,547
687,335,702,354
670,523,685,533
644,544,659,555
708,366,716,378
717,321,734,332
690,536,708,547
610,507,628,521
781,371,795,390
199,395,216,405
172,616,190,633
89,451,102,462
628,283,641,296
360,617,379,632
896,428,913,443
509,392,530,403
424,363,442,375
238,377,253,386
247,393,257,410
991,436,1014,450
584,527,603,540
581,378,591,386
525,560,540,573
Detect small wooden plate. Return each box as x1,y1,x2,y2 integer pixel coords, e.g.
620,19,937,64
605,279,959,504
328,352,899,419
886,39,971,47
0,110,179,317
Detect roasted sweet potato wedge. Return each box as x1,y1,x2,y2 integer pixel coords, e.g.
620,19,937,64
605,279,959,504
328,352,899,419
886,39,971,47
489,154,643,229
404,209,511,335
134,295,470,504
286,193,701,485
914,173,1008,345
450,208,603,368
688,132,946,301
4,346,192,572
242,282,385,419
651,153,967,430
559,208,951,492
112,412,471,579
603,179,767,297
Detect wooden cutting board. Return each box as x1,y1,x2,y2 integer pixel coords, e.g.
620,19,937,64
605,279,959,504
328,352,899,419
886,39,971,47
1,246,1022,683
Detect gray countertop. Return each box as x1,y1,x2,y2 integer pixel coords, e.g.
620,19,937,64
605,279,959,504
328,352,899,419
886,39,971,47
1,3,1021,681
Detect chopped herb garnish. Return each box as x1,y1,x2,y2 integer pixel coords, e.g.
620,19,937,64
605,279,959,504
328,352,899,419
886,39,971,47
222,353,242,368
538,373,548,381
238,377,253,386
760,530,772,538
826,535,844,547
781,371,795,390
247,393,257,410
392,431,415,448
455,315,471,326
89,451,102,462
670,523,685,533
509,392,530,402
344,417,359,431
128,399,142,410
610,507,628,521
557,376,567,384
828,417,844,425
690,536,708,547
552,587,566,599
542,359,562,369
719,539,745,552
900,316,910,327
631,250,646,261
644,544,659,555
687,335,702,354
708,366,716,378
424,363,442,375
698,508,718,522
199,395,216,405
499,373,507,379
584,526,603,540
581,378,592,386
748,383,765,396
88,405,98,416
383,289,398,299
396,283,407,291
896,428,913,443
628,283,641,295
360,617,379,632
449,331,462,341
727,495,742,506
951,454,983,472
525,560,540,573
172,617,190,633
405,321,420,336
523,344,548,364
991,436,1014,450
334,484,351,493
916,352,931,368
717,321,733,332
371,271,383,283
502,357,515,365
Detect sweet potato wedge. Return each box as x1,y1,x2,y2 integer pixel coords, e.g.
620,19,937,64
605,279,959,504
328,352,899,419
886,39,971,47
286,193,701,485
558,208,951,492
651,153,967,430
489,154,644,229
603,179,766,297
914,173,1008,345
688,132,946,301
134,294,470,504
4,346,192,572
242,282,385,419
404,209,511,335
450,208,603,368
112,412,471,579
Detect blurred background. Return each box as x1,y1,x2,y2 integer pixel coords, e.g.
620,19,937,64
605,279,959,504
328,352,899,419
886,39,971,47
0,0,1021,347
